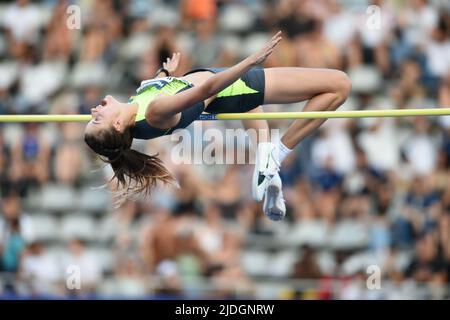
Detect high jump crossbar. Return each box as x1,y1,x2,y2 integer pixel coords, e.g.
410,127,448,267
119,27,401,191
0,108,450,123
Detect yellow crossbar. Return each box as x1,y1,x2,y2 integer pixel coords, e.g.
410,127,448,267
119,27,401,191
0,108,449,123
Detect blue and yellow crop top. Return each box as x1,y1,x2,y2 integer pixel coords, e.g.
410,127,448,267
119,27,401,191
128,77,205,140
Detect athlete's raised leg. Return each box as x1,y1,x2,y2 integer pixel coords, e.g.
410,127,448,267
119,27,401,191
254,67,351,221
263,67,352,149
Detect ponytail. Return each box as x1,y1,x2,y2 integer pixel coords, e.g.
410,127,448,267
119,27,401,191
109,148,174,204
84,127,175,207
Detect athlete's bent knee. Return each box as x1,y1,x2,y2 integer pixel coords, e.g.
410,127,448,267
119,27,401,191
332,70,352,102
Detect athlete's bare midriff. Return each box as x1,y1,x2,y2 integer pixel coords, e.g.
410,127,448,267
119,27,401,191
179,71,217,107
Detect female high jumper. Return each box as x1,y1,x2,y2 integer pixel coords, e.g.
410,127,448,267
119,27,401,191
84,31,351,221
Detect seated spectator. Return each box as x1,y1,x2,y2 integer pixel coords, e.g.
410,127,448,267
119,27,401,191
155,259,182,296
175,226,207,279
62,238,103,296
294,19,342,69
1,218,26,273
19,241,62,296
115,254,148,297
190,18,234,69
275,0,317,39
310,157,343,193
54,141,85,185
403,117,439,176
323,0,357,51
208,261,253,299
279,151,302,187
392,175,441,248
0,88,13,115
140,209,178,272
0,191,35,243
405,232,447,293
405,175,441,212
391,58,427,108
401,0,438,49
195,203,227,260
11,123,51,188
357,117,401,173
42,0,76,61
424,12,450,84
2,0,41,60
292,245,322,279
0,127,11,187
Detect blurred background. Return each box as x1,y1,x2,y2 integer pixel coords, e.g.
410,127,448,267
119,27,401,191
1,0,450,300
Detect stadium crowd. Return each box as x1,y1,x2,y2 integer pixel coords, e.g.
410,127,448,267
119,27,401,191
1,0,450,299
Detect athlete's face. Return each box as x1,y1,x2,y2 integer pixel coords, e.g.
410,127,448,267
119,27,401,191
85,95,123,134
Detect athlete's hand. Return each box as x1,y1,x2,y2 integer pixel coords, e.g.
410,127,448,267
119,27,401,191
163,52,181,74
249,31,282,65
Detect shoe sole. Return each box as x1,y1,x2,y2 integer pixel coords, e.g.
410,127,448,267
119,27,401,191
264,184,285,221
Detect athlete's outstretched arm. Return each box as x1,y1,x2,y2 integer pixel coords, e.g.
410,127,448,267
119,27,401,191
146,31,282,123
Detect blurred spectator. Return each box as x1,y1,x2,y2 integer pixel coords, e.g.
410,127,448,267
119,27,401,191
292,245,322,279
404,117,438,176
175,224,207,279
323,0,357,51
0,218,26,273
2,0,41,60
279,151,302,187
190,19,233,69
275,0,316,39
0,127,11,190
311,124,356,175
53,123,87,185
195,203,227,259
10,123,50,189
62,238,103,296
339,269,385,300
0,191,35,243
391,58,427,108
0,89,13,115
294,19,342,69
42,0,76,62
140,208,178,272
19,241,62,296
353,0,396,77
114,254,148,297
155,259,182,296
405,232,447,298
310,157,343,192
424,12,450,80
400,0,438,48
180,0,217,29
357,117,400,172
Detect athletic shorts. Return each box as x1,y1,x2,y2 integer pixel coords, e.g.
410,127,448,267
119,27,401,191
184,67,266,114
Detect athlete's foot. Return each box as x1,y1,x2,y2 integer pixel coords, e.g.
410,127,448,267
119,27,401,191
252,142,280,202
263,173,286,221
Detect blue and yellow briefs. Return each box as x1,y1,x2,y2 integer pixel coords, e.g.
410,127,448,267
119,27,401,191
129,68,265,140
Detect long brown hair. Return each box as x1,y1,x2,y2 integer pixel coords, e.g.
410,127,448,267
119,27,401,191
84,126,174,206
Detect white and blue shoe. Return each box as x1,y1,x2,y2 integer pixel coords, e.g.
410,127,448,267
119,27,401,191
251,142,286,221
263,173,286,221
252,142,281,202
